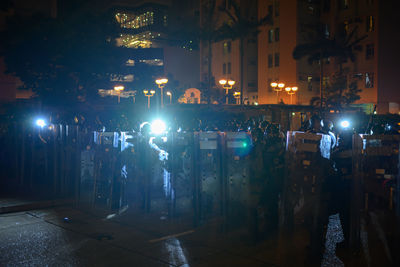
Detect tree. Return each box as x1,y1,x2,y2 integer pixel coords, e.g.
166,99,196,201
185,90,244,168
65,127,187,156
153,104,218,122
293,22,366,110
199,0,218,104
1,9,130,106
217,0,271,104
311,70,361,111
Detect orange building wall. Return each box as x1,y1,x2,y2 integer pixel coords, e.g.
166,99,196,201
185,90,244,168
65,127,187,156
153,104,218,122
258,0,298,105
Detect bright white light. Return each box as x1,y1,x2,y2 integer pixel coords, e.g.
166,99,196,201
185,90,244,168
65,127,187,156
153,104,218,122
36,119,46,128
151,119,167,135
340,120,350,128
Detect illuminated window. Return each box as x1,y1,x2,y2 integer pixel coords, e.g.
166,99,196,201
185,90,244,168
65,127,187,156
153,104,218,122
268,29,274,43
115,11,155,30
163,15,168,26
126,59,135,66
223,41,231,54
366,44,374,60
365,72,374,88
139,59,164,66
308,76,313,91
123,75,134,82
119,33,153,48
324,24,330,38
366,15,374,32
343,21,349,34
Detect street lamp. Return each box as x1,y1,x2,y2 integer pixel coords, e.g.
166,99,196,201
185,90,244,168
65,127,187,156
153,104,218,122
166,91,172,104
219,79,236,104
270,81,285,104
285,86,298,104
155,78,168,108
143,90,155,109
233,92,241,105
114,85,125,103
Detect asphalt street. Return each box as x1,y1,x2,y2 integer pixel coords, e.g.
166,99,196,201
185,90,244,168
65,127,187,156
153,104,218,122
0,206,280,267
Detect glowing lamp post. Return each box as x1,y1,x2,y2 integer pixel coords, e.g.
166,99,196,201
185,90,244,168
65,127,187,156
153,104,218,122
114,85,125,103
270,81,285,104
219,79,236,104
285,86,298,104
155,78,168,108
233,92,241,105
143,90,155,109
166,91,172,104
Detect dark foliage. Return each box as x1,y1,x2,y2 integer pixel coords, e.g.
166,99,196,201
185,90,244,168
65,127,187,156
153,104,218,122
293,22,366,110
1,9,130,106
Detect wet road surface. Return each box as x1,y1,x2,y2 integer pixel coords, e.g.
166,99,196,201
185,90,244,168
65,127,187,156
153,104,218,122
0,207,279,266
2,204,393,266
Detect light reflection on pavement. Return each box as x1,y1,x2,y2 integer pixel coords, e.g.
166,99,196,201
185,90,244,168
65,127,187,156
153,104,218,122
321,213,345,267
163,238,189,267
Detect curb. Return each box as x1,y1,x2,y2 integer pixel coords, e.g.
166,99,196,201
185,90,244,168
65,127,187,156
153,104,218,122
0,199,74,214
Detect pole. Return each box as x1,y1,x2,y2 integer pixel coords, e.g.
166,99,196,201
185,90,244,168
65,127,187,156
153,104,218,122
160,86,164,108
320,50,323,111
118,93,120,103
240,37,244,105
147,96,150,109
290,94,293,105
226,88,229,104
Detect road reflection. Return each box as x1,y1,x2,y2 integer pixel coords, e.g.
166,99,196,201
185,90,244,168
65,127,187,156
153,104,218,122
164,238,189,267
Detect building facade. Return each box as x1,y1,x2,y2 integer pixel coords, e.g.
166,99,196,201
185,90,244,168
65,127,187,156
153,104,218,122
199,0,258,104
110,0,200,95
201,0,399,113
258,0,399,114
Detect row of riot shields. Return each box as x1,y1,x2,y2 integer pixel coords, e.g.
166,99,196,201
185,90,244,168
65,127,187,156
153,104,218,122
284,131,400,264
78,131,256,229
78,130,400,262
356,135,400,214
0,123,84,198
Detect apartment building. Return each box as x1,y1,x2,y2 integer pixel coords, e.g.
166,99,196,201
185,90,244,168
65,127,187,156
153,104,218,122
258,0,399,113
201,0,399,113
